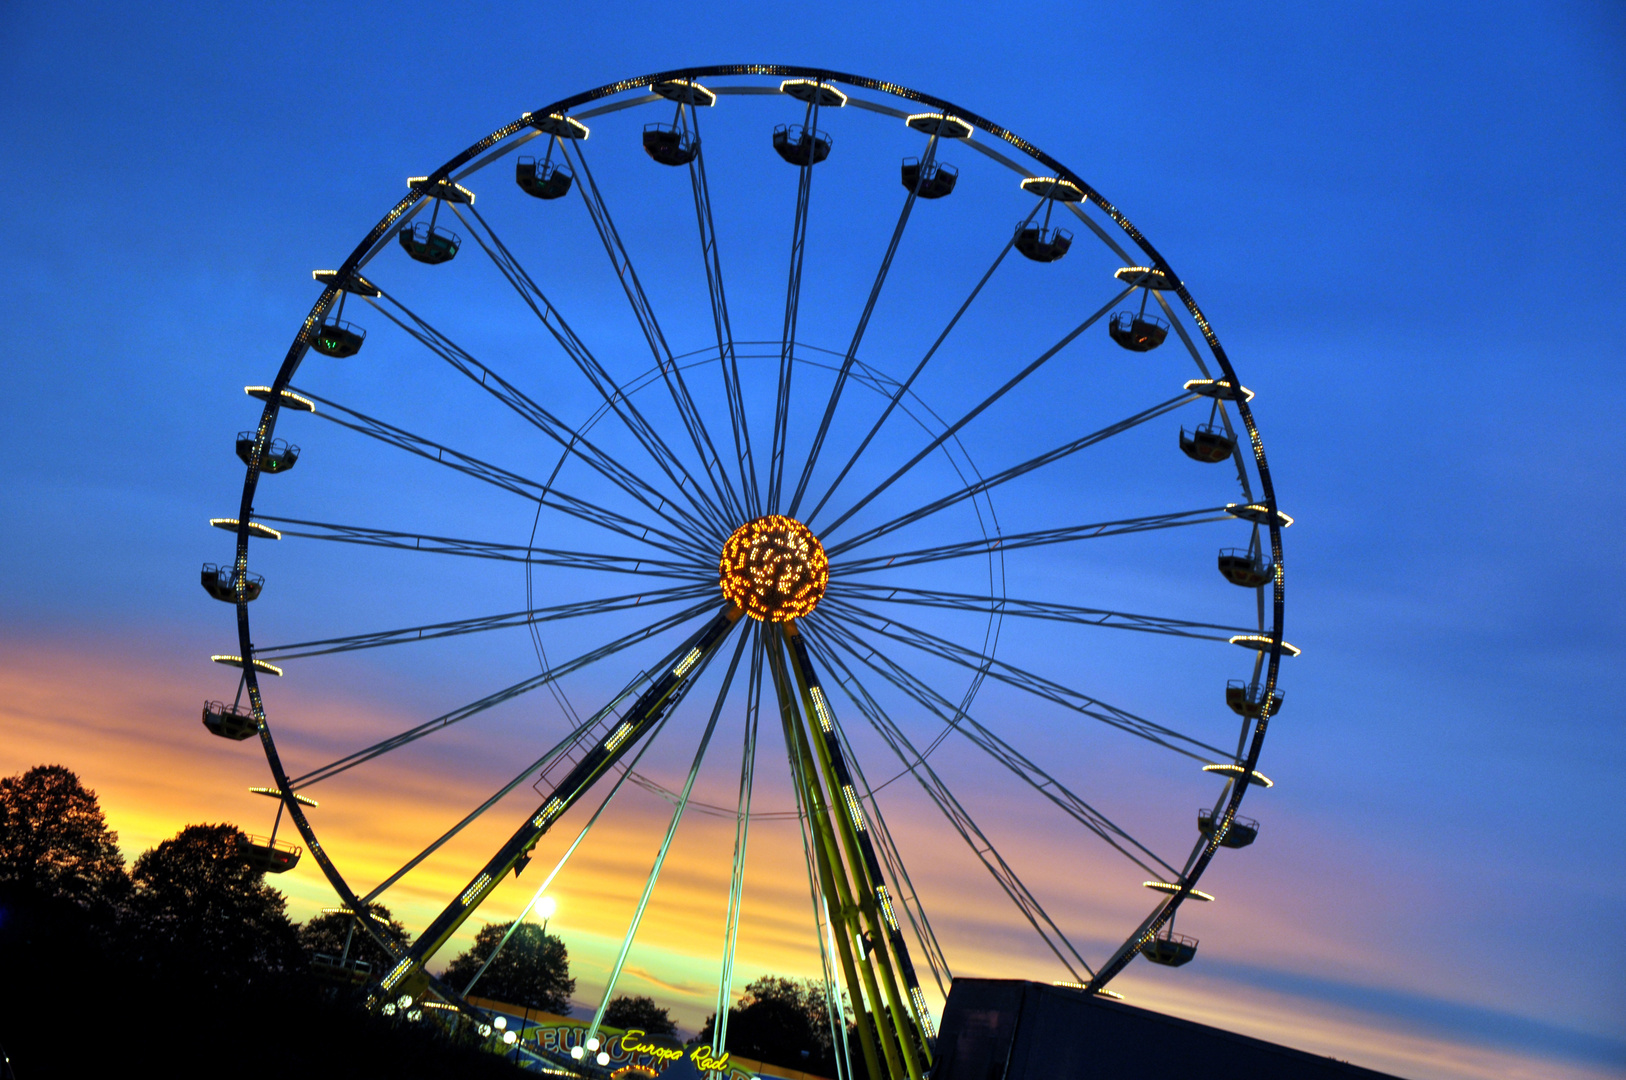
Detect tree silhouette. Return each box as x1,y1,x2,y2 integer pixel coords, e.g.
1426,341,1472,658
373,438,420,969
443,920,575,1013
301,902,408,971
0,765,127,914
603,994,677,1036
699,976,845,1075
126,822,301,990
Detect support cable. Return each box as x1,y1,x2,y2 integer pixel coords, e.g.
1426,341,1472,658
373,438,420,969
449,202,733,540
786,133,942,518
583,631,751,1049
804,198,1043,529
818,284,1138,540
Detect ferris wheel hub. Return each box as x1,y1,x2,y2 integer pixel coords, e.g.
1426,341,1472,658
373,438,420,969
719,515,829,622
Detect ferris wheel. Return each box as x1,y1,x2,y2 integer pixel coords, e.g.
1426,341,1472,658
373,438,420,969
201,65,1290,1078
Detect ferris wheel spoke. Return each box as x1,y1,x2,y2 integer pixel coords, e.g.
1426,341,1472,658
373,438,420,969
818,283,1138,540
808,620,1181,879
364,280,721,547
826,392,1196,556
713,625,763,1062
833,506,1232,573
379,607,743,1000
821,600,1227,760
820,670,953,1000
827,583,1252,643
287,387,711,562
256,583,715,661
286,599,716,790
768,93,823,513
804,199,1042,530
450,201,735,541
251,515,707,580
804,631,1095,982
683,104,761,518
786,133,943,519
563,138,747,527
583,628,749,1047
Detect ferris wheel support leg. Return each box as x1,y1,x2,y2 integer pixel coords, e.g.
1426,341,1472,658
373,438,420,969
784,623,932,1075
373,605,744,1005
766,628,891,1080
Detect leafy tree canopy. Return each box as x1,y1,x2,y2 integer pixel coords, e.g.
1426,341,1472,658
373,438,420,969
0,764,127,912
603,994,677,1037
443,920,575,1014
699,976,840,1075
127,822,300,989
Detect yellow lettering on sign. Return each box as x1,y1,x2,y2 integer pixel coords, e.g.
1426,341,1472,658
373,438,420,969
690,1046,731,1072
620,1030,684,1062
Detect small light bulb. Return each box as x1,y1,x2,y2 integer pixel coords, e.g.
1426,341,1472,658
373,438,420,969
397,994,413,1008
494,1017,507,1030
504,1031,518,1045
571,1046,585,1060
586,1037,600,1051
597,1052,610,1066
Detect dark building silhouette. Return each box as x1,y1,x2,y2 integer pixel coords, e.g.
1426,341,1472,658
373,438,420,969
934,979,1404,1080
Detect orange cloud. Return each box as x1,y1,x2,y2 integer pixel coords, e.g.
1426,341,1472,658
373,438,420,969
1,627,1615,1080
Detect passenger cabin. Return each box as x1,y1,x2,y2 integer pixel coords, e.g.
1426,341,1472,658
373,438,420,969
1180,424,1235,463
202,700,258,740
235,432,299,472
1226,679,1284,719
238,834,301,874
643,123,698,166
1218,547,1274,588
1143,929,1198,967
773,124,831,166
901,157,957,198
1016,225,1073,263
516,156,573,199
201,563,263,603
399,220,460,264
1108,311,1170,352
1198,808,1259,848
312,320,364,357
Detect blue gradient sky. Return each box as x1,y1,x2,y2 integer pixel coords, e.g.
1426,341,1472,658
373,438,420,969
2,4,1623,1080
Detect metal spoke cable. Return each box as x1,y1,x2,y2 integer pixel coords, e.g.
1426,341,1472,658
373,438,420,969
257,584,714,660
804,198,1043,529
564,138,746,526
712,627,763,1068
804,631,1095,982
463,692,683,998
683,101,760,519
833,506,1231,574
822,600,1227,760
768,89,822,512
286,386,710,562
809,619,1180,878
369,265,721,547
450,201,733,541
253,516,706,580
818,283,1138,540
287,600,713,789
785,133,941,518
828,583,1253,642
815,669,952,998
583,631,750,1047
825,392,1195,557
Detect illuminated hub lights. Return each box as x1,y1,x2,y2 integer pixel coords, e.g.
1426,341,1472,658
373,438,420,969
718,516,829,622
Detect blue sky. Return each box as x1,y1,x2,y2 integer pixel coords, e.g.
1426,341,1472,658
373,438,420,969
1,4,1622,1079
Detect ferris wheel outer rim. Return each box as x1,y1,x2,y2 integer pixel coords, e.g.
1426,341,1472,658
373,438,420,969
226,63,1287,1004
